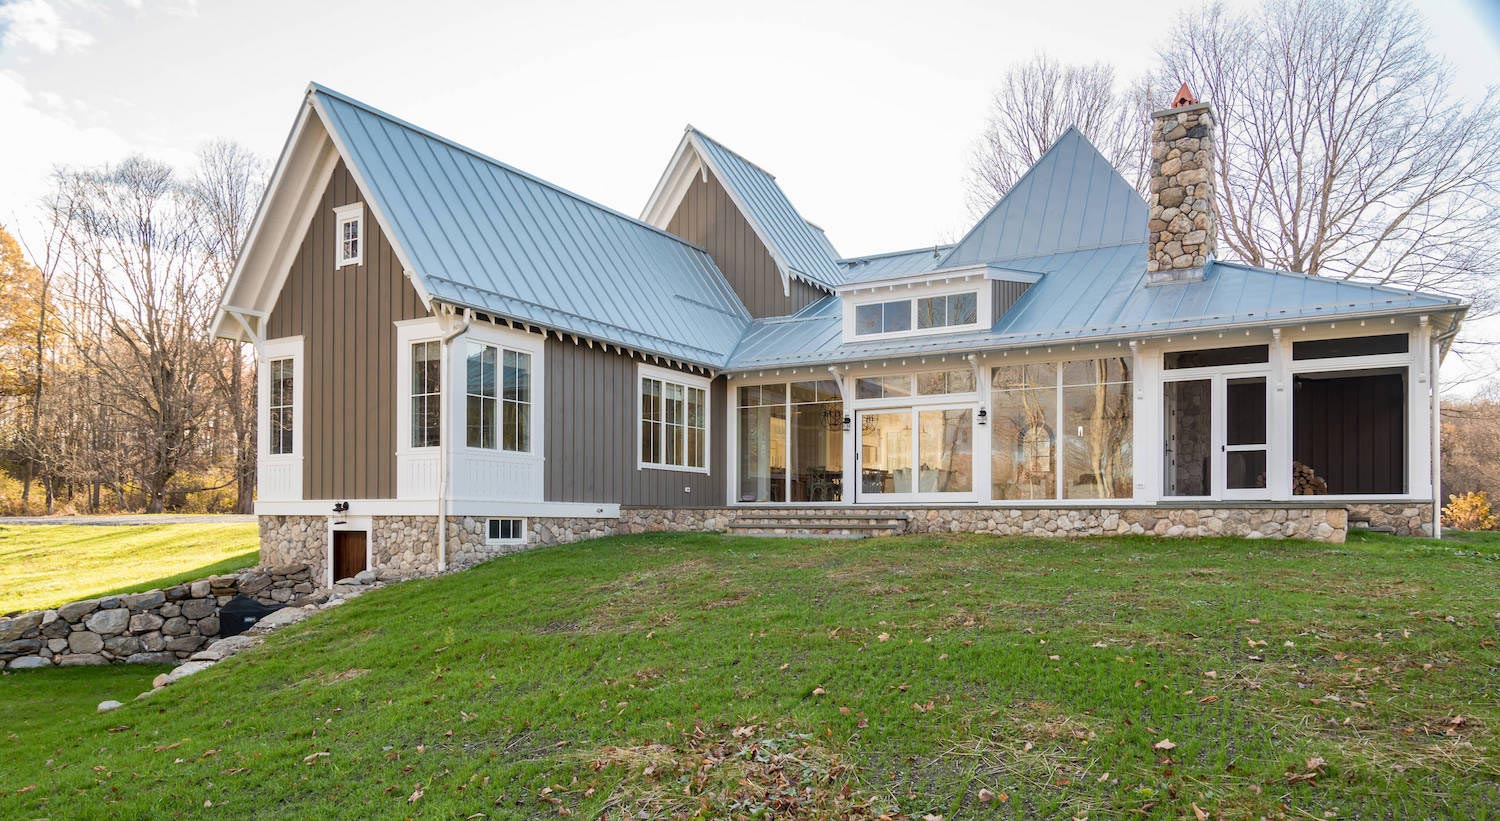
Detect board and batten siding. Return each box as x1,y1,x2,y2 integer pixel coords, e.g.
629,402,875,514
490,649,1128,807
992,280,1030,321
266,159,429,500
666,166,825,318
543,338,727,506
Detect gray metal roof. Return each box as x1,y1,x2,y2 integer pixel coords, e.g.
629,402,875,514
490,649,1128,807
689,129,844,290
838,245,954,284
727,241,1462,370
938,127,1145,270
312,85,751,366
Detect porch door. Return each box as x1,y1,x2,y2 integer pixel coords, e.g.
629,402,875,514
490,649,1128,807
1163,374,1270,499
857,405,975,502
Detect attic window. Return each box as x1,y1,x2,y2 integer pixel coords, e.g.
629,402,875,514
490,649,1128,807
334,202,364,268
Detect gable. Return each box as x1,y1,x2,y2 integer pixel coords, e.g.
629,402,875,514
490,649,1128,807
664,165,824,318
941,128,1146,268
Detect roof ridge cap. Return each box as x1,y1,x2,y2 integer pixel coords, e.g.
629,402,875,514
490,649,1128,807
308,82,708,253
838,244,956,264
686,126,779,179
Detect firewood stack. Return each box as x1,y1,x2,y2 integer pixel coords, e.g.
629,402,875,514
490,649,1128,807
1292,461,1328,495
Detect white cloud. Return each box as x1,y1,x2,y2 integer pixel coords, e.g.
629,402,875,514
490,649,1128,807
0,70,130,238
0,0,94,54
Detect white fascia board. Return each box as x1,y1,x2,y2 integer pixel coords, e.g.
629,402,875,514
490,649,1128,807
835,264,1042,296
256,499,621,518
307,91,435,310
640,131,702,227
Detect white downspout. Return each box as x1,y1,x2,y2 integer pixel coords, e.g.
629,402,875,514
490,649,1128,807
437,307,473,571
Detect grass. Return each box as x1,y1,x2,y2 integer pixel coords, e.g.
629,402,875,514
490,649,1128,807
2,529,1497,819
0,523,259,614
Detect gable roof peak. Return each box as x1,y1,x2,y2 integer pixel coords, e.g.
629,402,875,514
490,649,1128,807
938,126,1145,269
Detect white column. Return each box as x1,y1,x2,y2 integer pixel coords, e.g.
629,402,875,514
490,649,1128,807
1130,341,1161,502
971,356,992,503
1268,329,1294,500
1409,320,1433,500
839,370,857,505
725,378,739,506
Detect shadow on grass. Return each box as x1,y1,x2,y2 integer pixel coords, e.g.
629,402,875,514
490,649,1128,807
90,551,258,600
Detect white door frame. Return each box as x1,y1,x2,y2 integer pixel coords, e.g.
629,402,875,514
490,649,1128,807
856,402,978,504
1160,366,1273,501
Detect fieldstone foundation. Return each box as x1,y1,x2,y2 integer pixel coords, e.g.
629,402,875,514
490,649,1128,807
1347,502,1435,537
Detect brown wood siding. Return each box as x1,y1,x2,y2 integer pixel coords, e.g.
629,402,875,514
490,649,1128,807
266,159,429,500
665,168,824,318
992,280,1030,320
543,338,727,505
1293,371,1406,494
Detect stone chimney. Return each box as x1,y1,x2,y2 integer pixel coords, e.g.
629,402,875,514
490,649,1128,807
1147,83,1216,284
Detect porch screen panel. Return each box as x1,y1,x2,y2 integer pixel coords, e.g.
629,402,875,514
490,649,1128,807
1060,358,1133,499
737,385,787,502
990,363,1058,500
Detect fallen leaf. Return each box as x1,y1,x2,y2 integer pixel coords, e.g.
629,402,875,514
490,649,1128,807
878,632,890,642
978,788,996,803
1198,695,1219,704
303,751,329,764
1202,671,1218,679
812,686,825,696
1154,739,1177,751
409,785,424,803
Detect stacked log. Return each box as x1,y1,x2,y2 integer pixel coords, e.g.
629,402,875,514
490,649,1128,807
1292,461,1328,495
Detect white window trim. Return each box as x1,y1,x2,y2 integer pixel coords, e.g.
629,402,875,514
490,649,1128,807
259,336,304,460
462,337,539,456
637,362,711,475
334,202,364,269
485,517,528,545
842,281,991,342
396,318,445,456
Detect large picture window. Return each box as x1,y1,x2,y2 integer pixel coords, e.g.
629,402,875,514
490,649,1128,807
466,342,531,452
991,359,1132,500
738,380,843,502
410,340,441,448
268,357,294,455
641,370,707,471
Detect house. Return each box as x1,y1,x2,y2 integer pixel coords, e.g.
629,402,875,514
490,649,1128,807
215,83,1465,584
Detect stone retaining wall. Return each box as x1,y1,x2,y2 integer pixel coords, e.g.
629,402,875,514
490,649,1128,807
0,564,315,670
872,506,1346,541
1347,502,1435,537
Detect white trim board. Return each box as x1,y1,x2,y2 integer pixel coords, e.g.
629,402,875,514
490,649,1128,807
256,499,621,518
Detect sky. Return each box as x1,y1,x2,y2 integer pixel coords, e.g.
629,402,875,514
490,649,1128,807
2,0,1499,381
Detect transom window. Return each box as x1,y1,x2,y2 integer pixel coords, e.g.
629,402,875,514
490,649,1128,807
854,292,980,337
268,357,294,455
854,300,912,335
334,202,363,268
856,369,975,400
917,292,978,330
410,340,441,448
466,342,532,452
641,371,707,471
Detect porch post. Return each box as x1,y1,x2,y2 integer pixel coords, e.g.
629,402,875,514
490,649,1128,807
969,355,992,503
1130,341,1160,503
1410,319,1434,501
834,367,857,506
1268,328,1294,500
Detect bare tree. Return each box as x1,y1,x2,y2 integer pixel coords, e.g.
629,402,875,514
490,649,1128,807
54,157,223,513
1157,0,1500,314
190,140,267,514
967,55,1155,214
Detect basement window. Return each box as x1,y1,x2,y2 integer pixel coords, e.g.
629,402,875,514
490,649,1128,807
334,202,364,268
486,518,526,544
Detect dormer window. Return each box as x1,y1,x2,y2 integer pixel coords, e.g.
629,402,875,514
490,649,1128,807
855,299,911,336
917,292,977,329
334,202,364,268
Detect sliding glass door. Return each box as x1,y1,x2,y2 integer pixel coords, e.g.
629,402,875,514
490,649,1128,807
858,405,974,502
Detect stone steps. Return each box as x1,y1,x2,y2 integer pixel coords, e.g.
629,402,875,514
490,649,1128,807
726,511,908,539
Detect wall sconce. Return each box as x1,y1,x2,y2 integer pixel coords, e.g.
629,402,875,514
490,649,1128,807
977,408,988,426
332,501,350,513
841,415,852,432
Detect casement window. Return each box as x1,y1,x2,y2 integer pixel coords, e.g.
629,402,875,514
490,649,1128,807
268,357,295,455
486,517,526,544
466,342,532,452
640,367,708,471
334,202,363,268
410,340,442,448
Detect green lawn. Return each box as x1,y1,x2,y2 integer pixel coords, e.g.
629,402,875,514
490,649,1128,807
0,523,259,614
2,530,1497,819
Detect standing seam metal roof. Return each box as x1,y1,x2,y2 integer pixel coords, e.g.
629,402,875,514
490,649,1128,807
311,85,751,367
689,129,845,290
